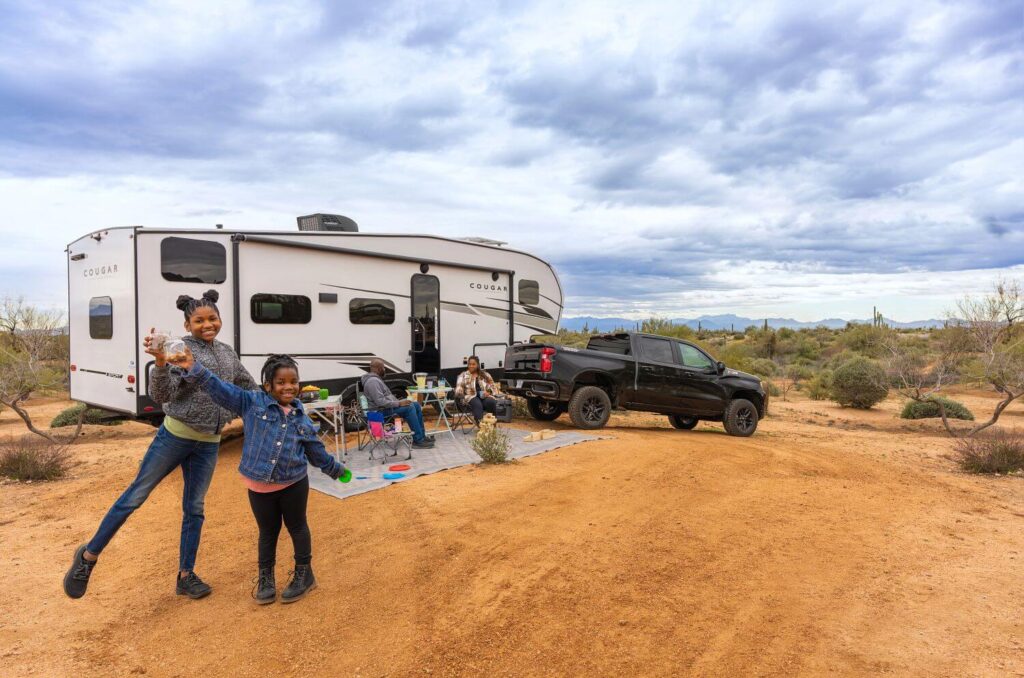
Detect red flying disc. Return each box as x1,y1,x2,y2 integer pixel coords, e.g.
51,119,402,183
388,464,411,471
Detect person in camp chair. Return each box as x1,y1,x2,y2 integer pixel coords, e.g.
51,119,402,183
360,360,435,449
455,356,501,425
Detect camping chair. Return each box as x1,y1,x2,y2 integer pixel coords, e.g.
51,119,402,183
356,390,412,463
448,394,478,435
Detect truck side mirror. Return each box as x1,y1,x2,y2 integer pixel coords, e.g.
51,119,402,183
716,361,725,374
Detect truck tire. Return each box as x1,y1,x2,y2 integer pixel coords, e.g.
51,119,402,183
668,414,698,430
527,397,564,421
723,398,758,437
568,386,611,429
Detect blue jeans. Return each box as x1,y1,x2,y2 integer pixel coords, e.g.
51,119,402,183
387,402,427,442
87,425,219,572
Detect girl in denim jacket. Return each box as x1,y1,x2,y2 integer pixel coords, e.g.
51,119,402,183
173,348,347,604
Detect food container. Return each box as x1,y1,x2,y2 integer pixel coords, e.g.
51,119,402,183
165,339,187,364
150,330,172,352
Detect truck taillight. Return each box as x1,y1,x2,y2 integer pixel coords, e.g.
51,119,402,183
540,347,556,373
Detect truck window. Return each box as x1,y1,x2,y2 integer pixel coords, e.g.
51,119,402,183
161,237,226,284
89,296,113,339
250,294,311,324
350,298,395,325
587,336,631,355
677,342,713,369
637,336,674,364
519,279,539,305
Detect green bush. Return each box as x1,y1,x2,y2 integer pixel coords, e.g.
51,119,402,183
956,431,1024,474
0,436,70,481
471,419,511,464
765,380,782,397
749,358,778,378
50,403,122,428
806,369,834,401
830,357,889,409
900,397,974,421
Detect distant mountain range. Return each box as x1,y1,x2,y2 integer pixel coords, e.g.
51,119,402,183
559,314,944,332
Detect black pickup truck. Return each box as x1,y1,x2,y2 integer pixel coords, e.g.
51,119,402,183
502,332,767,436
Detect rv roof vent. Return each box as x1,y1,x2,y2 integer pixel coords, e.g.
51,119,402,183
461,236,507,247
297,213,359,232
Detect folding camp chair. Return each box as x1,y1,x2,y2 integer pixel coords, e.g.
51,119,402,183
448,395,478,435
356,391,412,463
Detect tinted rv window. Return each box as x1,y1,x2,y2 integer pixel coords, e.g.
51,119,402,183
161,237,226,284
519,279,540,305
89,296,113,339
250,294,311,324
349,298,395,325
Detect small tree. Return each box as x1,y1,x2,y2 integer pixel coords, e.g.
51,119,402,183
0,297,85,443
885,280,1024,437
780,364,813,401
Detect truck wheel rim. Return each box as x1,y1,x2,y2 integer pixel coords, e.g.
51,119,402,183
736,406,754,432
538,402,558,415
582,397,606,423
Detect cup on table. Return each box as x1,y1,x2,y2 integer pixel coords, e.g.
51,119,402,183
319,388,329,400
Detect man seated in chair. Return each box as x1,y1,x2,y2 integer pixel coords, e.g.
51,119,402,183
360,359,435,449
455,355,501,425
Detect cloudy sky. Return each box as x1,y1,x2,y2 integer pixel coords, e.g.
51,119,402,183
1,0,1021,321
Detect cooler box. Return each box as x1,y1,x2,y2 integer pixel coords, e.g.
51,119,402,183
494,397,514,423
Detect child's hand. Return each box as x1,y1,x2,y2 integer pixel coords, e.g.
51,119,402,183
166,345,194,371
143,327,167,366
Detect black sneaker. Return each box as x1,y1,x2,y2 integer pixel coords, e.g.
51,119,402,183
412,438,435,449
252,567,276,605
281,564,317,604
63,544,97,599
176,571,212,599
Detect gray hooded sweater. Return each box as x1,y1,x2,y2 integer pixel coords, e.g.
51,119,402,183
150,336,257,434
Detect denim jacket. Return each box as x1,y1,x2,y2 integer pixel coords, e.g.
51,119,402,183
184,361,344,484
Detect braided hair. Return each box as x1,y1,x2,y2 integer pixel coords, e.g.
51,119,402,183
261,354,299,388
175,289,220,320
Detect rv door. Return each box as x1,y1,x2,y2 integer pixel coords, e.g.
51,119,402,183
68,229,138,414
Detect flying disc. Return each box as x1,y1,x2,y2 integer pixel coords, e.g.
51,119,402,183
382,472,406,480
336,468,353,484
388,464,411,471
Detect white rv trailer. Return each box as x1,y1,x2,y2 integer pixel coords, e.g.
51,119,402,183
67,221,562,422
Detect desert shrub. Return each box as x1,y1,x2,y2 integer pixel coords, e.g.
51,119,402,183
471,416,510,464
749,358,778,377
0,436,70,481
510,396,530,419
830,357,889,409
955,431,1024,474
50,403,122,428
765,381,782,397
900,397,974,421
806,369,834,401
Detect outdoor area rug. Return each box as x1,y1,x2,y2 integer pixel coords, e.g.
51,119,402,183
308,427,605,501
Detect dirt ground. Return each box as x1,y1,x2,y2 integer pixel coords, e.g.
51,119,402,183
2,390,1023,677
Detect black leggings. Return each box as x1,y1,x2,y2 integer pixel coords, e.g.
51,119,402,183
247,475,311,568
468,396,497,423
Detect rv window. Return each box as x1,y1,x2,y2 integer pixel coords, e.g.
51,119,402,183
161,237,226,284
519,279,540,305
89,296,113,339
349,298,395,325
250,294,311,324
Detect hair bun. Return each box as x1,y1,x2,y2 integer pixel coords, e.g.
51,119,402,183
175,294,195,311
202,289,220,303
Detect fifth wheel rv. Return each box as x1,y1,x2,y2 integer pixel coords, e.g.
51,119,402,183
67,215,562,425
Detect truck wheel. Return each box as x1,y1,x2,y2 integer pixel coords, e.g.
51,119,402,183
723,399,758,437
568,386,611,429
527,398,563,421
669,414,698,430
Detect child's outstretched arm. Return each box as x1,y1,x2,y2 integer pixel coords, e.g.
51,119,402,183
170,347,254,417
302,435,346,480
